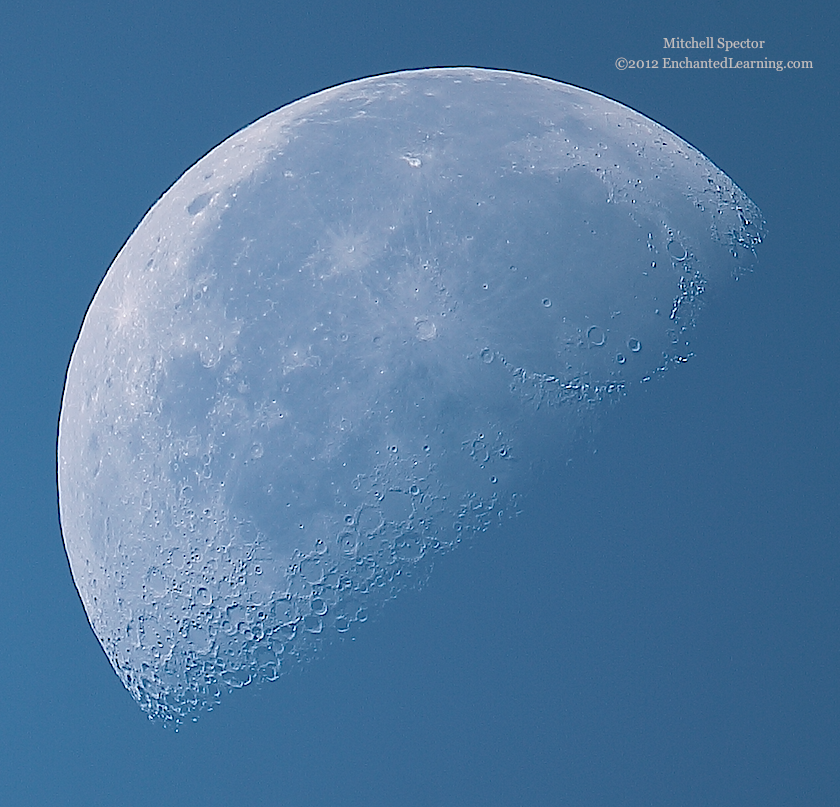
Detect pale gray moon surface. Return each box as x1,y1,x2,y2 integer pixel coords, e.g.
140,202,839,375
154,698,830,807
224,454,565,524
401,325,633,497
57,67,763,724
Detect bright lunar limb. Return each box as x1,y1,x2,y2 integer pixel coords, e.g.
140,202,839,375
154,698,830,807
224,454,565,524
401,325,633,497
57,68,763,724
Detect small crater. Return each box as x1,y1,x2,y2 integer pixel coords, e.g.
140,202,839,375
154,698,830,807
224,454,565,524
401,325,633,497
187,193,213,215
357,506,384,535
195,587,212,606
299,558,325,584
586,325,606,347
667,239,687,261
415,319,437,341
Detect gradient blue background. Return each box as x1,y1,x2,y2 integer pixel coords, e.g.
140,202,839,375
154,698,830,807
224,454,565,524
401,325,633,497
1,2,837,805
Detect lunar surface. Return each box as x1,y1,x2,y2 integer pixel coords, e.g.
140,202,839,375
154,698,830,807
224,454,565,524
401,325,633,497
57,68,763,724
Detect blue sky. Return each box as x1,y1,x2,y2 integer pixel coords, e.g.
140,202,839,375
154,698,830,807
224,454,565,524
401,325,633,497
1,2,837,805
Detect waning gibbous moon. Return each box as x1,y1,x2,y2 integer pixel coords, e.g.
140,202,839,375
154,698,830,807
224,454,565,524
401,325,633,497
57,68,763,724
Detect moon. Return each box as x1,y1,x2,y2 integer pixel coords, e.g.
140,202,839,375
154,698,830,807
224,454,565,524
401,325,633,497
57,68,763,724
